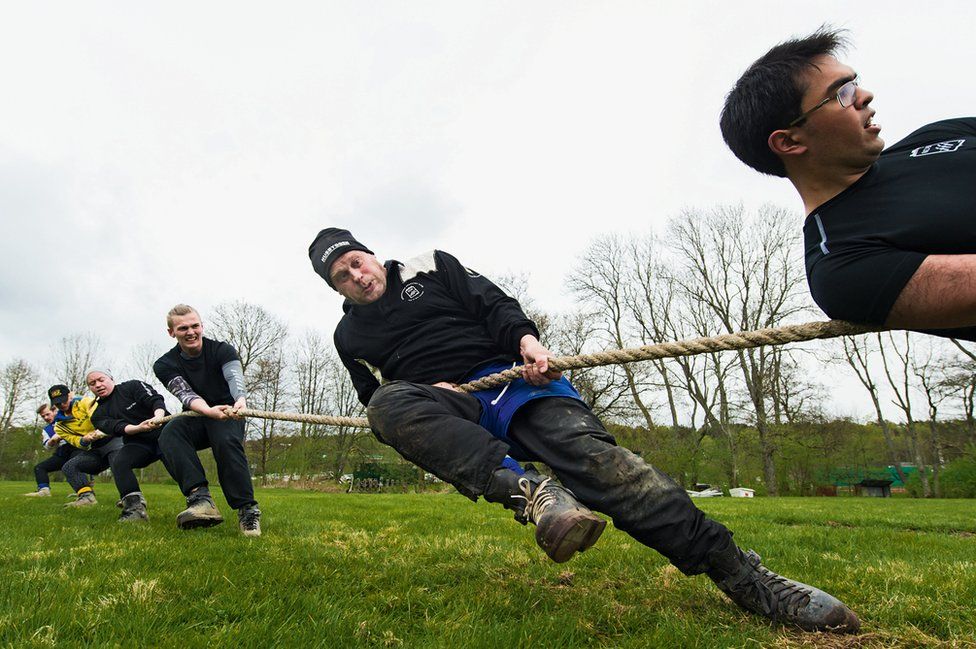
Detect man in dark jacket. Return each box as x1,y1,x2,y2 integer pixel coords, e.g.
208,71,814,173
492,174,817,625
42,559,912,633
87,369,171,522
310,228,860,634
153,304,261,536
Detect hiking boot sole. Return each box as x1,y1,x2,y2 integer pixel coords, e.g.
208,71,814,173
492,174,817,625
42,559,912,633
177,513,224,530
119,514,150,523
539,511,607,563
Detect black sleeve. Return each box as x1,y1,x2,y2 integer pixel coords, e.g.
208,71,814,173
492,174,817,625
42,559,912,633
214,341,241,366
90,402,127,437
153,355,177,387
434,250,539,354
130,380,166,414
334,329,381,407
807,243,927,325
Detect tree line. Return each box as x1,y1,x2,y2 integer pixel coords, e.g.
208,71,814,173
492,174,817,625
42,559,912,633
2,205,975,496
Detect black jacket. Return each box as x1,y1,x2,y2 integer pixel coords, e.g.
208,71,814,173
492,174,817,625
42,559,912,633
334,250,539,405
91,380,167,442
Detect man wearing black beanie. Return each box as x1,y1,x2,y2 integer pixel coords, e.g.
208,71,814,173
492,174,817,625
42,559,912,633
309,228,860,634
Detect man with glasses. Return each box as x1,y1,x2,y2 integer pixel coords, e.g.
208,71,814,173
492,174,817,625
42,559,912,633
721,28,976,341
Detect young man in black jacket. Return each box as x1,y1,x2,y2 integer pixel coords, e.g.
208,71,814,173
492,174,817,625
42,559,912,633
87,370,170,522
153,304,261,536
721,28,976,340
309,228,860,634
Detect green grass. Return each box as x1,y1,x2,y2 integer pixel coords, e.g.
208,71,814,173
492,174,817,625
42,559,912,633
1,482,974,648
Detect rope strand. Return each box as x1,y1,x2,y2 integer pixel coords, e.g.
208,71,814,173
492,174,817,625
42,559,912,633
147,319,878,430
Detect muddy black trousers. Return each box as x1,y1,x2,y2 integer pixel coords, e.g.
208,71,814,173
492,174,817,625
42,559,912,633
62,437,166,498
367,381,733,575
34,447,78,487
158,416,256,509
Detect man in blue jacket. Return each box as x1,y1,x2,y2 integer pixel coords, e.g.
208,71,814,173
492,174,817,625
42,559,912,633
23,403,74,497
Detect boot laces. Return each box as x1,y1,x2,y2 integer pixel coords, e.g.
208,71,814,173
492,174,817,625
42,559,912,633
239,507,260,530
512,476,557,524
732,551,812,617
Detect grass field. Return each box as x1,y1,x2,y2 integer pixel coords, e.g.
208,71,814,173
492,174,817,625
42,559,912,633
1,481,973,648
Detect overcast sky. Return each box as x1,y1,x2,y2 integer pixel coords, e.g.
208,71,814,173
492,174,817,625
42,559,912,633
2,2,974,420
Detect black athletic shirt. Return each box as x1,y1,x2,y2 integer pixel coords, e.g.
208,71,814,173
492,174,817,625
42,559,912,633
333,249,538,406
803,117,976,341
153,338,240,409
91,380,168,443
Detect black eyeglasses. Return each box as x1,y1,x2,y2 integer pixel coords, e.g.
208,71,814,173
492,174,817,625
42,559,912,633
788,78,859,127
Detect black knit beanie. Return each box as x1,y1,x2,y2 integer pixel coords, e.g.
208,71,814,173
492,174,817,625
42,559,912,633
308,228,374,289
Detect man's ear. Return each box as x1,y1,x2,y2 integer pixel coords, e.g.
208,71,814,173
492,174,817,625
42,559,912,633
167,327,176,339
768,129,807,158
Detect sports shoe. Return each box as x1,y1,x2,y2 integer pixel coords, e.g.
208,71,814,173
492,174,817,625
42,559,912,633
118,493,149,523
64,491,97,507
486,466,605,563
176,494,224,530
238,505,261,537
706,542,860,633
24,487,51,497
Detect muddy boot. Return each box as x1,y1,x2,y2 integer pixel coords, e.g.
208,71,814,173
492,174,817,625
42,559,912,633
118,493,149,523
176,492,224,530
706,540,860,633
64,490,97,508
24,487,51,497
485,466,606,563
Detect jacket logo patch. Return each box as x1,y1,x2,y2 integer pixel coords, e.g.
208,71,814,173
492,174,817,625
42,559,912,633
910,139,965,157
400,282,425,302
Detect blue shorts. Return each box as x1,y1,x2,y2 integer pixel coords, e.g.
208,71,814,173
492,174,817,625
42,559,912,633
464,363,583,446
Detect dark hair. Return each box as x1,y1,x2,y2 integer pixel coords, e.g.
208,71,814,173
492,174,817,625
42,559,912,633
720,27,848,177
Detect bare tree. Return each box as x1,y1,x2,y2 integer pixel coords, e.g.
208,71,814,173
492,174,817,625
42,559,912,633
946,340,976,439
625,236,684,429
768,347,825,426
49,333,103,393
248,344,291,484
877,332,931,497
291,331,367,483
667,205,808,495
320,349,368,481
0,359,38,432
209,301,288,378
911,340,950,497
567,233,657,429
837,335,907,484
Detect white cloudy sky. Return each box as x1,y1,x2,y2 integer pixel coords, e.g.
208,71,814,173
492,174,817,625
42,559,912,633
2,1,973,419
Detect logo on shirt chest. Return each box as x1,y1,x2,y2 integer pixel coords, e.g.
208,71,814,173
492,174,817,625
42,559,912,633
400,282,425,302
910,139,965,157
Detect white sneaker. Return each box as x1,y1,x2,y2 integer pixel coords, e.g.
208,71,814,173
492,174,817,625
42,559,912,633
238,505,262,537
24,487,51,497
64,492,97,507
